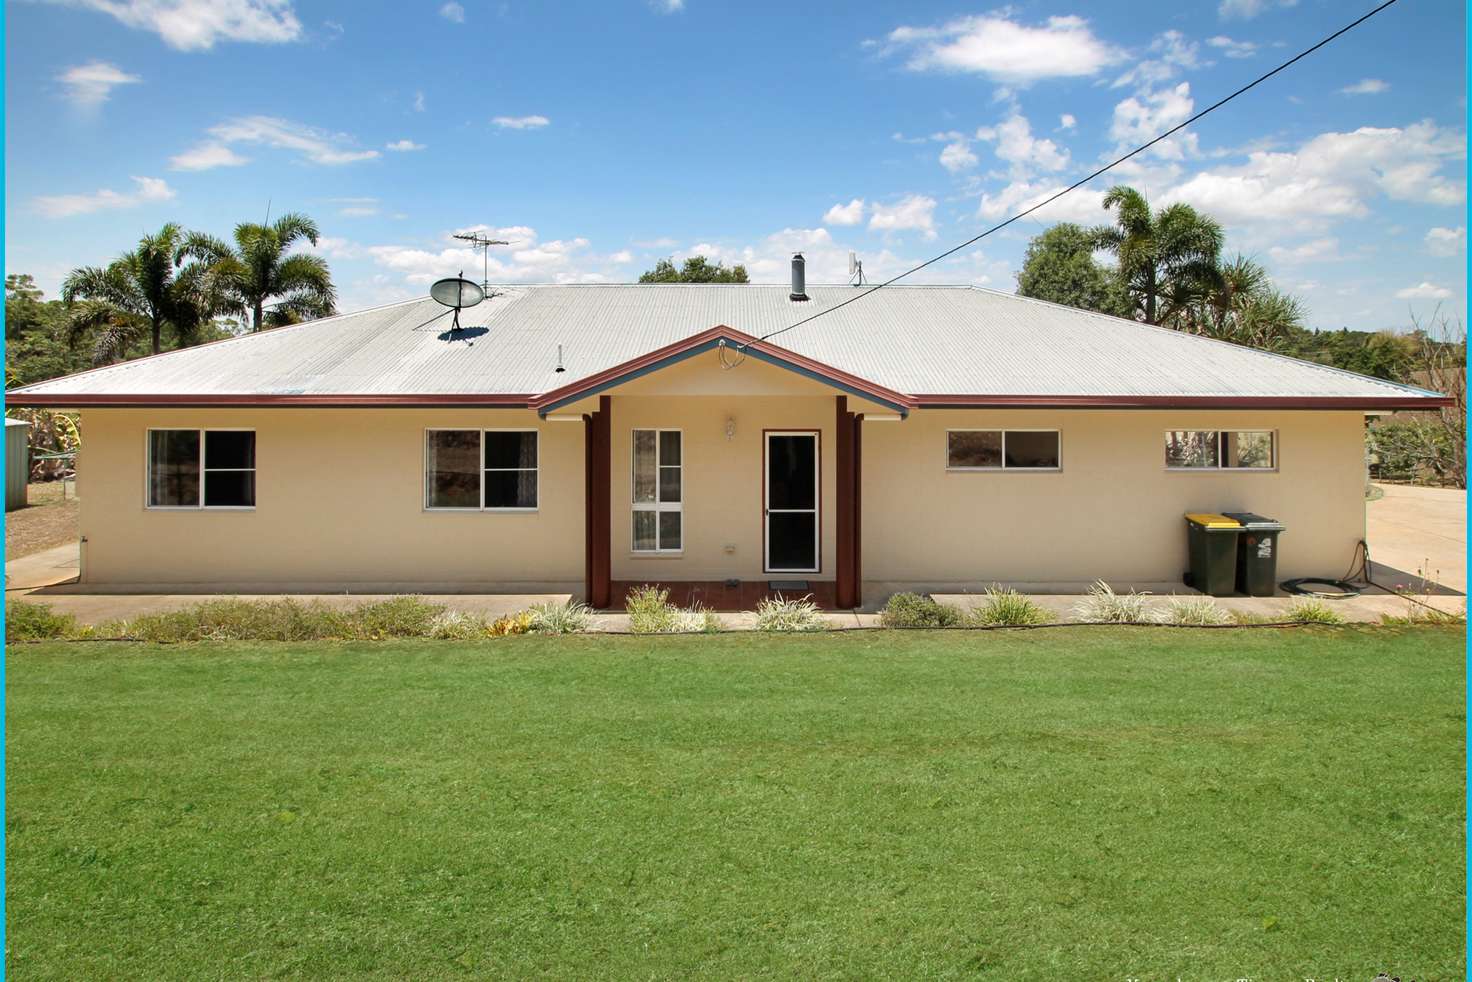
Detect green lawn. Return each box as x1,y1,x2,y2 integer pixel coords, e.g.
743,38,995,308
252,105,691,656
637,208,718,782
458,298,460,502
6,628,1465,979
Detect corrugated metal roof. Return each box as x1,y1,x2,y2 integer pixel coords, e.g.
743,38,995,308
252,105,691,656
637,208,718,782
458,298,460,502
6,284,1448,405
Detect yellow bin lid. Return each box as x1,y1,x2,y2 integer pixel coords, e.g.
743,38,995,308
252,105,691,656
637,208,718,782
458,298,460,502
1185,512,1241,529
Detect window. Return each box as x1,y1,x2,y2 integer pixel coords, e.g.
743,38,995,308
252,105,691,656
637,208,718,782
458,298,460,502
147,429,255,508
632,429,681,552
947,430,1060,470
425,429,538,510
1165,430,1275,470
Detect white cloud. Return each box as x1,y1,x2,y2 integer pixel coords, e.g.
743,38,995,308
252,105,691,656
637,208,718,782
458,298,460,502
608,249,634,264
169,142,249,170
34,175,175,218
868,194,937,239
1340,78,1389,96
939,140,979,173
1111,30,1200,89
413,91,426,112
332,197,379,218
884,13,1123,84
368,227,595,285
822,199,865,226
651,0,683,11
439,2,464,22
1267,238,1340,263
1161,121,1466,231
56,61,139,108
492,115,550,130
977,112,1070,175
1218,0,1297,20
385,139,425,152
1396,281,1453,300
1110,83,1197,160
1425,226,1466,257
1058,113,1076,131
1206,35,1257,58
55,0,302,51
187,115,379,166
976,180,1106,224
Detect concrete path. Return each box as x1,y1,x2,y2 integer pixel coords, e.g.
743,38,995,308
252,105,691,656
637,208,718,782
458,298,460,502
7,482,1463,627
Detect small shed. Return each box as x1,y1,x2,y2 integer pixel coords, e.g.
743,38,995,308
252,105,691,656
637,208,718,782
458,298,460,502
6,418,31,511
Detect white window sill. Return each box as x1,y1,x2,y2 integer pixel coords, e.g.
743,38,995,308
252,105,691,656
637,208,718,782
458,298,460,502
423,508,540,513
629,551,684,559
1164,468,1277,474
146,506,256,511
946,467,1062,473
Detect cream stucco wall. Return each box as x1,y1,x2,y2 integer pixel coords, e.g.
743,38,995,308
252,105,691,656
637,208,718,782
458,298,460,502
73,366,1369,596
77,408,585,591
861,408,1367,590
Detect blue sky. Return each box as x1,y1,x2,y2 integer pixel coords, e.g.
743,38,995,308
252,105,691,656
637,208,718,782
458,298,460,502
4,0,1467,331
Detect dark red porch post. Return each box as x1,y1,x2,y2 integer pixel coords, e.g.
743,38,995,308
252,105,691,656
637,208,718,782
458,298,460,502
585,395,612,608
835,396,859,609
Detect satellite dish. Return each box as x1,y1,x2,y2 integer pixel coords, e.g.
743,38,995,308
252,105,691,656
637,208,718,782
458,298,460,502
431,276,485,309
430,274,485,332
848,252,858,277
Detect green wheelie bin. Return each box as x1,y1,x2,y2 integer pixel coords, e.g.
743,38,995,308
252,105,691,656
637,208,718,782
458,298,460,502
1183,513,1243,597
1223,512,1285,597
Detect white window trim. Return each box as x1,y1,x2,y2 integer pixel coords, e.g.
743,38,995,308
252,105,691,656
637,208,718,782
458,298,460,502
945,428,1063,472
145,427,257,511
1164,429,1278,472
631,427,683,555
423,427,540,512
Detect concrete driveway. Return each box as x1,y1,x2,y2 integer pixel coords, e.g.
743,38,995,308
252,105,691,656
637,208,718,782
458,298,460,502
1366,482,1465,594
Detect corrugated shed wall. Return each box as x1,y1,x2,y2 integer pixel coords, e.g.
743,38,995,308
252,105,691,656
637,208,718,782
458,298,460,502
6,419,30,510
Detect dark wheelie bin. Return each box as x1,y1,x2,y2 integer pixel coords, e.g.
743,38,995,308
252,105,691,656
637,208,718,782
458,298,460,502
1183,513,1243,597
1223,512,1285,597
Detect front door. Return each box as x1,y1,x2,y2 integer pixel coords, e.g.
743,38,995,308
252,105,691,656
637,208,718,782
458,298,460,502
764,431,819,573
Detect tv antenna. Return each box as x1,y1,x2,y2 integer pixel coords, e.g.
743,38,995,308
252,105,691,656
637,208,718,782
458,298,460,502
453,231,510,290
429,271,485,333
848,251,865,287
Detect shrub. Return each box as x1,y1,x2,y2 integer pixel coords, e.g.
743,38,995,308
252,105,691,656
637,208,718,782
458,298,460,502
1157,595,1230,626
1073,580,1153,623
625,585,682,634
6,601,80,641
754,594,825,632
428,611,492,640
880,592,963,629
678,606,725,633
352,597,444,638
968,585,1050,627
1286,599,1345,625
488,611,534,636
529,601,592,635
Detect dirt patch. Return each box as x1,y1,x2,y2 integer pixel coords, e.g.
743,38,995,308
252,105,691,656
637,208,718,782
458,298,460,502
7,482,79,561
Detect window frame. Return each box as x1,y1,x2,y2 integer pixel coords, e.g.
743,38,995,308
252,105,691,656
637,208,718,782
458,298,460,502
1163,429,1278,472
144,427,257,511
422,427,540,513
945,428,1063,473
631,427,683,555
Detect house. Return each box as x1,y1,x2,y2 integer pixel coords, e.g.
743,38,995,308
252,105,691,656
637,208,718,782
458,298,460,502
6,257,1451,608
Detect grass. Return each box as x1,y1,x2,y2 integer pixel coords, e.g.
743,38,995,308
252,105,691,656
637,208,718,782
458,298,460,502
5,480,79,560
6,628,1464,979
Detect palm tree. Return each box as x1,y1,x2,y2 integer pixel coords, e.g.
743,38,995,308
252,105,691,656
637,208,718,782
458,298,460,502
61,222,224,362
1093,185,1224,326
182,213,336,332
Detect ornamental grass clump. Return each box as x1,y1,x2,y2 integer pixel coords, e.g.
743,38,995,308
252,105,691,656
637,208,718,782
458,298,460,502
968,585,1050,627
625,586,683,634
880,592,964,629
1073,580,1153,624
1157,595,1230,626
678,605,725,633
754,594,826,632
351,597,444,639
1286,598,1345,625
528,600,592,635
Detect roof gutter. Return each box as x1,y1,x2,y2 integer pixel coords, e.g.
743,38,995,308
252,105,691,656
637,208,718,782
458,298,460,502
2,393,536,409
913,394,1457,410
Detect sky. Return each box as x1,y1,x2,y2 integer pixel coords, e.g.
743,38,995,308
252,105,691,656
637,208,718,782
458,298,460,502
4,0,1467,332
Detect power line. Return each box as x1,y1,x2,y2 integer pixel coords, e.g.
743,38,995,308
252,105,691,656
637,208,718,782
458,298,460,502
749,0,1401,349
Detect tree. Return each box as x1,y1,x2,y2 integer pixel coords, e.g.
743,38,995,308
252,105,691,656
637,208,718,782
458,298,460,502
1015,223,1131,317
181,212,336,332
60,223,227,361
638,256,749,283
1093,185,1223,326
